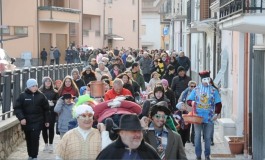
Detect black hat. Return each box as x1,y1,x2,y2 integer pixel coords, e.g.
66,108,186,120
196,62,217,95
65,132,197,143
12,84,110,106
113,114,143,131
177,66,185,73
62,93,76,100
167,64,175,71
150,103,171,117
199,70,211,79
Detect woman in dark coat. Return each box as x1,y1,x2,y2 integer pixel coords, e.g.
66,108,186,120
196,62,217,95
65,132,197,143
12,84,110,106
39,77,59,152
81,65,97,85
14,79,50,159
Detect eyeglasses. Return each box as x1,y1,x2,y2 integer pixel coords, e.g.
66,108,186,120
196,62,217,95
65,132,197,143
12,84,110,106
154,114,168,120
190,86,196,88
78,113,93,120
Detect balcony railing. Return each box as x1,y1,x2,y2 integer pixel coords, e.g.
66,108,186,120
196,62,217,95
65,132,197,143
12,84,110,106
38,6,81,23
38,6,81,14
220,0,265,21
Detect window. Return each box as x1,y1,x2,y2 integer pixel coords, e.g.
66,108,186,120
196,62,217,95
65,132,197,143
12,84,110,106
14,26,28,35
0,27,10,35
108,18,113,34
133,20,136,32
141,25,146,35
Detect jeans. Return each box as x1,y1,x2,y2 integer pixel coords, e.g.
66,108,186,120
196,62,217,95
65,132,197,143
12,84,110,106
194,123,214,157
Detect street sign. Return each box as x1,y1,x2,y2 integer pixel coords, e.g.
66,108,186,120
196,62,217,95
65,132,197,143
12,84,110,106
163,27,169,35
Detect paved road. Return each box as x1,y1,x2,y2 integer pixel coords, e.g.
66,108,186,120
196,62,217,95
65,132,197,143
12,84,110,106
8,122,246,160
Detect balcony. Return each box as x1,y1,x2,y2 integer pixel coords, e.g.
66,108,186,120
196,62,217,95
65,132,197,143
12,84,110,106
38,6,81,23
218,0,265,34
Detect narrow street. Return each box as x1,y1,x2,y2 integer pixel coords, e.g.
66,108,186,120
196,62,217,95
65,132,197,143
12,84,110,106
8,122,245,160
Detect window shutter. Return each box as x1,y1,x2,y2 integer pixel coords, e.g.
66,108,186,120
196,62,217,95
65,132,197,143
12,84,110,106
200,0,210,21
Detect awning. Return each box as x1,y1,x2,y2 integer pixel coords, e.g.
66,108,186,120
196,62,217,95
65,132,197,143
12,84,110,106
105,34,124,41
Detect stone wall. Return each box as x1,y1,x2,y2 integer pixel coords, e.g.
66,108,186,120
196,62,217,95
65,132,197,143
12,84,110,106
0,116,25,159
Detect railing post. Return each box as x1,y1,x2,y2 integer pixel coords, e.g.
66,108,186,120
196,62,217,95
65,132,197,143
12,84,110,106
22,68,30,90
49,65,54,80
63,64,68,77
44,66,49,77
13,69,21,111
2,71,12,119
30,67,37,79
54,64,59,80
67,63,72,76
37,66,43,85
59,64,64,80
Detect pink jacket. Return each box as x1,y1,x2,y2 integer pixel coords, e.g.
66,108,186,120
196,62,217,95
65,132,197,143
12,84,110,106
94,100,142,122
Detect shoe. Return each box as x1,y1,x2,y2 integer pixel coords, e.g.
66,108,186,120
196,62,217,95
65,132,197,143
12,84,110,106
48,144,53,153
43,144,48,152
205,156,211,160
211,141,214,146
196,157,201,160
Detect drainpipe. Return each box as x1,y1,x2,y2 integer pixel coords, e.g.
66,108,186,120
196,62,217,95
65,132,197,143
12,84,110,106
137,0,140,49
0,0,3,48
37,0,40,66
243,0,249,157
243,32,249,157
103,0,106,48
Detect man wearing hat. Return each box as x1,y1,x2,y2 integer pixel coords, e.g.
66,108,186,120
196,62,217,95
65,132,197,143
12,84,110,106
187,71,222,160
96,114,160,159
14,78,50,159
56,104,112,159
171,66,191,105
141,104,187,160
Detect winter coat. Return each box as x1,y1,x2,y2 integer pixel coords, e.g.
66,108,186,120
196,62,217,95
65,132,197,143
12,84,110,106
165,88,176,112
14,89,50,131
95,67,112,81
96,136,160,160
162,72,176,87
41,50,47,60
81,72,97,85
139,57,152,74
177,56,191,71
53,49,61,59
54,97,75,133
74,78,86,90
131,71,146,91
171,75,191,100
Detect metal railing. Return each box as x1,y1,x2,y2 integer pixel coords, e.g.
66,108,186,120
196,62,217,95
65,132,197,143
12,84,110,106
0,63,83,120
220,0,265,21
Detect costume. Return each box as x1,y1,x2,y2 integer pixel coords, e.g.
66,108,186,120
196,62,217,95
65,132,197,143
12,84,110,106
187,71,222,159
56,128,101,160
96,136,160,160
94,99,142,124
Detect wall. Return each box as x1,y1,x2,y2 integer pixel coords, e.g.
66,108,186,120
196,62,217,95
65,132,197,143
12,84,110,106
141,13,161,49
0,117,25,159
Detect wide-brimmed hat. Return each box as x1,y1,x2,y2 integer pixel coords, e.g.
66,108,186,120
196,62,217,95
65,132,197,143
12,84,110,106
113,114,143,131
62,93,76,100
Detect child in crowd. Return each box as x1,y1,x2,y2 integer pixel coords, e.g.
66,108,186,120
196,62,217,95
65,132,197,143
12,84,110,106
54,93,76,138
148,71,161,92
174,102,191,147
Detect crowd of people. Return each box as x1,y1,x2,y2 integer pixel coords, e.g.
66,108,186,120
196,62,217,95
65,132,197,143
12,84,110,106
15,47,222,160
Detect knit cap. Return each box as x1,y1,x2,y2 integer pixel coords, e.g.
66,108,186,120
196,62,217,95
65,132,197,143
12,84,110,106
72,104,94,118
26,79,38,88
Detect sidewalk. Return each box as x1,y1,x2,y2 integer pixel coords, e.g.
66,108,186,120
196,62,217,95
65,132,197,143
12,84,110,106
8,122,246,160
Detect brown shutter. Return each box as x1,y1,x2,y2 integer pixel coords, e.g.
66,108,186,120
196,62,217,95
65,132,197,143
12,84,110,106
200,0,210,21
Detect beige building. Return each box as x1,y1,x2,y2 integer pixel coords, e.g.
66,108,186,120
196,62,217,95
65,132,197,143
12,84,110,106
0,0,141,67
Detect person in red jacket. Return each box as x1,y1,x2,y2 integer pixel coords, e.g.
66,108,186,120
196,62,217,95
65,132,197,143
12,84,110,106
104,78,132,101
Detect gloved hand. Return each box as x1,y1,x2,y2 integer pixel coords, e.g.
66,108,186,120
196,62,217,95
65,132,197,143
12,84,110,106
48,100,54,106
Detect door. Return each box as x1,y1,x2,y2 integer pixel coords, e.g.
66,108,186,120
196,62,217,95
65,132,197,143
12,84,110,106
40,33,51,61
56,34,67,64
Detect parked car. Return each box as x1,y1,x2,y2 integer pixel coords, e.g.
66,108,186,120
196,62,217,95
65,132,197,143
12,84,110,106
0,48,16,73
